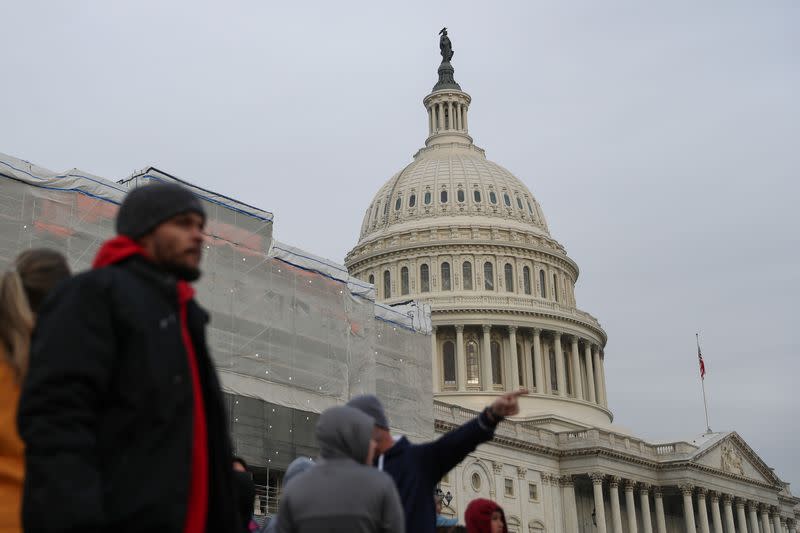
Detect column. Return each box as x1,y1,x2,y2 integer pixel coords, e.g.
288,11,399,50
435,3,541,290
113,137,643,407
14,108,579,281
455,325,466,391
463,104,468,131
532,328,544,394
653,487,667,533
591,473,608,533
455,103,462,130
697,488,711,533
561,476,579,533
431,326,439,392
609,477,623,533
542,333,552,394
427,107,433,135
481,325,492,391
523,333,534,392
625,480,639,533
681,485,697,533
584,341,597,403
640,484,653,533
570,336,584,399
749,502,762,533
598,350,609,406
773,508,783,533
437,102,444,131
508,326,520,390
736,499,749,533
592,345,605,405
554,332,566,396
761,504,772,533
447,101,453,130
709,493,723,533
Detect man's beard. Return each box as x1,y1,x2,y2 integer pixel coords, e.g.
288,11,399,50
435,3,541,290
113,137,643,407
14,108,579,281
163,260,202,282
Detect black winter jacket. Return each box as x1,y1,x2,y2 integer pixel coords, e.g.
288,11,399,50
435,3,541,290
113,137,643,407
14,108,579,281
18,255,239,533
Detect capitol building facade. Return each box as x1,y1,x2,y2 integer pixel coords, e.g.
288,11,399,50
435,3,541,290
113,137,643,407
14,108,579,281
345,41,799,533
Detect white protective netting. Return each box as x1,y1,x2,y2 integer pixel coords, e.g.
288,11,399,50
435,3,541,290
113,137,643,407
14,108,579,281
0,153,433,442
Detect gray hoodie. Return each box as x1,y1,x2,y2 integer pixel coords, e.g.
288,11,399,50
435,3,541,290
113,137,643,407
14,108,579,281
275,406,404,533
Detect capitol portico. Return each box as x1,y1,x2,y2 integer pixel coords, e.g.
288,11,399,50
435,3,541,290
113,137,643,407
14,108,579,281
345,31,799,533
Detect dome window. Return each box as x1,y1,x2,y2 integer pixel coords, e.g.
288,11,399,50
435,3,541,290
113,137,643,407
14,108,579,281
491,341,503,385
489,191,497,204
440,190,448,204
441,262,451,291
457,189,465,203
504,263,514,293
409,194,416,208
553,273,559,302
473,190,481,203
503,193,511,207
462,261,473,290
539,270,547,298
420,264,430,293
443,341,456,385
400,267,409,295
395,197,402,211
368,274,375,285
466,341,480,385
424,191,432,205
527,200,534,215
523,266,532,295
383,200,389,216
516,196,524,210
483,262,494,291
383,270,391,299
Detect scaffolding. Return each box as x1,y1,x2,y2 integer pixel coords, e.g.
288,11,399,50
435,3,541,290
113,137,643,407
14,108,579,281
0,153,434,461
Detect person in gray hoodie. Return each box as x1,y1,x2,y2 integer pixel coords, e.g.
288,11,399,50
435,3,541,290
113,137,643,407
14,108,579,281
275,405,404,533
261,457,314,533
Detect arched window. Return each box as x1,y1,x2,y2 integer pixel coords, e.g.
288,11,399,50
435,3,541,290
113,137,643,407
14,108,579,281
441,262,451,291
483,262,494,291
400,266,409,295
466,340,480,385
529,345,537,389
409,194,416,207
473,190,481,203
440,190,448,204
527,200,533,215
420,264,430,293
395,197,402,211
504,263,514,293
491,340,503,385
517,196,524,210
462,261,473,290
383,200,389,215
383,270,391,298
368,274,375,285
489,191,497,204
539,269,547,298
503,193,511,207
553,273,559,302
457,189,465,203
424,191,432,205
517,343,525,387
523,266,532,295
443,341,456,385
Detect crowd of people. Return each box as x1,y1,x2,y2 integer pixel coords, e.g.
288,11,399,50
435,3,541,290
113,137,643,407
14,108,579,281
0,182,523,533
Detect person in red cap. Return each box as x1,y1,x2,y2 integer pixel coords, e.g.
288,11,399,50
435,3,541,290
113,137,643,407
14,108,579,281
464,499,507,533
18,182,240,533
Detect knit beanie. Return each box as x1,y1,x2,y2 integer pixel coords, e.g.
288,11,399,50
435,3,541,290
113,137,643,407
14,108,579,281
116,182,206,239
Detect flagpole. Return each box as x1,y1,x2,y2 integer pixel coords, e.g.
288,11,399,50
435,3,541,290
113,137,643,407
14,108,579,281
697,333,712,434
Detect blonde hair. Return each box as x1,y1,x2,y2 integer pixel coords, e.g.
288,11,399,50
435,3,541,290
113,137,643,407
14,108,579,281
0,249,70,379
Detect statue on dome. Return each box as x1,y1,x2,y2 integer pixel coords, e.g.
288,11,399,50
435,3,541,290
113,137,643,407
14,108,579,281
439,27,454,63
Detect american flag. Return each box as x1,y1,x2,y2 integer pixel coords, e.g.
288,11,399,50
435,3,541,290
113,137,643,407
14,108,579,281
698,344,706,380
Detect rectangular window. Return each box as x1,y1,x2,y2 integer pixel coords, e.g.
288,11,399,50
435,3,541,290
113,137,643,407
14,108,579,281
529,483,538,501
504,478,514,497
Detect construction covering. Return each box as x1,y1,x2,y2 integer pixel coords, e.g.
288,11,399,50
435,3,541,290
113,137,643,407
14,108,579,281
0,153,433,445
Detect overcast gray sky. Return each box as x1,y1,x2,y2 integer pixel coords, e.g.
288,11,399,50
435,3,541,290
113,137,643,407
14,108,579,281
2,1,798,487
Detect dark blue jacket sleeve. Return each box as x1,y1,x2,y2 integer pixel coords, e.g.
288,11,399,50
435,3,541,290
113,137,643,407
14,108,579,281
419,409,498,481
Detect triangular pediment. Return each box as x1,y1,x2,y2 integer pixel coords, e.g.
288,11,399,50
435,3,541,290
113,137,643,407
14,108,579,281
691,433,779,484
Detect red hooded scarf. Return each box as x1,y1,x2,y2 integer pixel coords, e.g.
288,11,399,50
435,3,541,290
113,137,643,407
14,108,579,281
465,498,508,533
93,236,209,533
